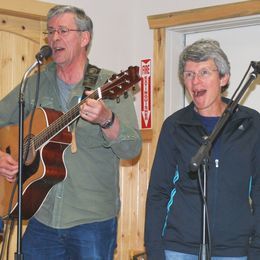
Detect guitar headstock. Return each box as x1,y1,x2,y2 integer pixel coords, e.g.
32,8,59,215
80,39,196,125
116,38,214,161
102,66,141,100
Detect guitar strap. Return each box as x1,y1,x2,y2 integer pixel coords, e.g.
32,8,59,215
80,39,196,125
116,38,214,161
82,63,101,91
71,63,101,153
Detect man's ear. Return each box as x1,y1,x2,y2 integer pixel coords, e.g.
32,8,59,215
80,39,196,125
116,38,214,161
81,31,91,48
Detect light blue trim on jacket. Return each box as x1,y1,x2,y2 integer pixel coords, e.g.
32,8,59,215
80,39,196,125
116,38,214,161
249,176,252,199
162,166,179,236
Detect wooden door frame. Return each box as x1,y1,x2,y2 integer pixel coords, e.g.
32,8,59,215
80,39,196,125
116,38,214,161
0,1,53,20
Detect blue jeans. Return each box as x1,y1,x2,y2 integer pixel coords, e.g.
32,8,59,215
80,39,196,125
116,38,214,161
22,217,117,260
165,250,247,260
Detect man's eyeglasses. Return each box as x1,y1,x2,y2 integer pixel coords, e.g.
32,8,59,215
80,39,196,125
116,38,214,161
183,68,218,81
43,26,86,37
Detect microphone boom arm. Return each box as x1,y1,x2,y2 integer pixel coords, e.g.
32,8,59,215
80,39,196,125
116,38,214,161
19,60,42,101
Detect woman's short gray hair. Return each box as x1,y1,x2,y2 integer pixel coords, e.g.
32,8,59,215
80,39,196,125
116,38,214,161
178,39,231,92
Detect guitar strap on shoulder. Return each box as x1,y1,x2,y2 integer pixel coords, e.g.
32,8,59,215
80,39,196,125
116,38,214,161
71,63,101,153
83,63,101,91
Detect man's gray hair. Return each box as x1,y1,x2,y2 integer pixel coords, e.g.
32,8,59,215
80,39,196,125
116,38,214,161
47,5,93,49
178,39,231,91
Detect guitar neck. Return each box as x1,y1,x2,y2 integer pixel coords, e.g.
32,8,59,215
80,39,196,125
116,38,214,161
33,92,99,150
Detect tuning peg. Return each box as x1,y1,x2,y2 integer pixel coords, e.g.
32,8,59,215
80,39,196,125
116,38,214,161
124,91,128,99
116,97,120,103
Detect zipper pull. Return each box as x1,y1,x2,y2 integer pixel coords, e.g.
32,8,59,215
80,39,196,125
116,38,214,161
215,159,219,168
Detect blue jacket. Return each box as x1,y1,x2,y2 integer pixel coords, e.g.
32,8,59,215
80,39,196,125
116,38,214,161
145,100,260,259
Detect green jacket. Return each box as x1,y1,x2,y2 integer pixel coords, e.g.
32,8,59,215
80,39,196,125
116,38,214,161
0,62,142,228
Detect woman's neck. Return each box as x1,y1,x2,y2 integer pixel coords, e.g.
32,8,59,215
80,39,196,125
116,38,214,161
196,101,227,117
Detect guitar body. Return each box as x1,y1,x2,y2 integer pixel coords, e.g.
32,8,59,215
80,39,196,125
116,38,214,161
0,107,72,219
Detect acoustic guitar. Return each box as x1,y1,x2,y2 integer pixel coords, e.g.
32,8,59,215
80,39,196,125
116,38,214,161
0,66,140,219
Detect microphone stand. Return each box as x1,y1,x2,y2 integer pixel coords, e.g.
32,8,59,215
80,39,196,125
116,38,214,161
15,59,42,260
189,63,259,260
198,158,210,260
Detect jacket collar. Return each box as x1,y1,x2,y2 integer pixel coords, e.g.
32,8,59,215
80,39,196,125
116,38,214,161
175,97,252,127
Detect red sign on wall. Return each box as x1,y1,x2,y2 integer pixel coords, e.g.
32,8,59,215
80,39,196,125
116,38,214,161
141,59,152,129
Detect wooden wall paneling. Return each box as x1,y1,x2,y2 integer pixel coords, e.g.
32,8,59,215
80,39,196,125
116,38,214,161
147,0,260,29
117,141,152,259
117,161,135,259
0,0,53,20
0,14,46,99
130,141,152,257
151,28,166,154
0,13,43,42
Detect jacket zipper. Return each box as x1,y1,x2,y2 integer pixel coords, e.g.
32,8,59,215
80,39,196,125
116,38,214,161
215,159,219,168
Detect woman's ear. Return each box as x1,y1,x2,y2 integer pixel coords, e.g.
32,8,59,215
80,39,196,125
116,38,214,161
220,74,230,88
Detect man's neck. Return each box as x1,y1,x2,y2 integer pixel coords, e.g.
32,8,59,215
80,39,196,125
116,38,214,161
57,55,88,85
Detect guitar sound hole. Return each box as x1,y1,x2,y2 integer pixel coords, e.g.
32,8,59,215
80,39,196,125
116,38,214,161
22,152,40,184
6,146,11,154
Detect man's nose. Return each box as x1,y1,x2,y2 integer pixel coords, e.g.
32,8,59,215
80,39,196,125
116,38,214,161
50,30,61,40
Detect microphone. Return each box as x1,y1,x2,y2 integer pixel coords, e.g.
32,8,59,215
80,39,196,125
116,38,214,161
35,45,52,62
19,45,52,97
251,61,260,73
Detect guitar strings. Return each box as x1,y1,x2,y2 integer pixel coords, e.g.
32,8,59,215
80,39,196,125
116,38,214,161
25,75,128,154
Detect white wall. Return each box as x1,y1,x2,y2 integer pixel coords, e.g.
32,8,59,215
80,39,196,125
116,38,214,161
39,0,248,124
39,0,246,70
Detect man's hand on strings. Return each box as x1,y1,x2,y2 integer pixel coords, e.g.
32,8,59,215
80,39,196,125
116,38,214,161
80,90,113,126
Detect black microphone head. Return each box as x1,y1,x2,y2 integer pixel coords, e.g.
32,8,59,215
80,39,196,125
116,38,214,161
251,61,260,73
35,45,52,61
